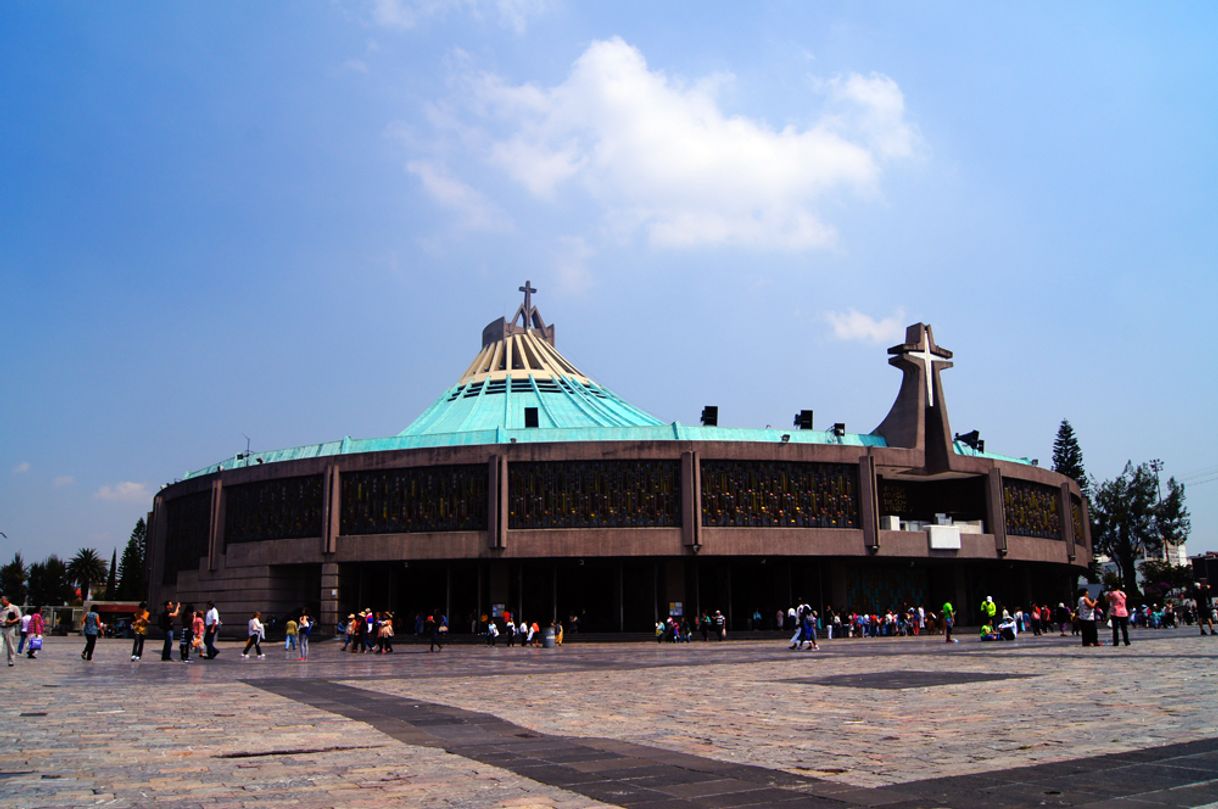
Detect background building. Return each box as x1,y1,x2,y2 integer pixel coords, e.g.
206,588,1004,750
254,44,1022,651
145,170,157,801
148,284,1091,634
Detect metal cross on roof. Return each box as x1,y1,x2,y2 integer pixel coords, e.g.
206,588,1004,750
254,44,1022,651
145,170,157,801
896,327,953,408
512,280,545,331
519,280,537,316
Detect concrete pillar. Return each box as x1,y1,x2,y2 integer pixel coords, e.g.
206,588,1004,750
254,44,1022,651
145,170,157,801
320,561,340,635
488,454,508,549
680,450,701,549
323,464,340,555
859,454,879,551
1060,482,1075,561
207,478,223,571
987,469,1007,555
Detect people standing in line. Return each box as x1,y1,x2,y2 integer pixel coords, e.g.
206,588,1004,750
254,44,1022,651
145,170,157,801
1077,589,1100,647
131,602,149,661
26,607,45,659
942,600,957,644
284,616,298,659
159,600,180,661
1,596,21,667
1107,585,1131,647
297,610,312,660
242,611,265,658
203,601,221,659
81,604,103,661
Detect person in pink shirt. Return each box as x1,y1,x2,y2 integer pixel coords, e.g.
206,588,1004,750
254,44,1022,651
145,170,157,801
1107,586,1130,647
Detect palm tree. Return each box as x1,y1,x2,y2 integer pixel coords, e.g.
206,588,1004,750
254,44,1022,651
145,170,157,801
67,548,107,602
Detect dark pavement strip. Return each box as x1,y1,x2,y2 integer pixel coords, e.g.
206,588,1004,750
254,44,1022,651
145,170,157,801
248,676,1218,808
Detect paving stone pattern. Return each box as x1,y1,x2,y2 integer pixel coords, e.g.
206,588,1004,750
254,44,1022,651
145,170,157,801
0,628,1215,808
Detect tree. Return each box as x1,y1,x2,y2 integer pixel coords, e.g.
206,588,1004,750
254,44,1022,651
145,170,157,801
28,555,71,606
1138,560,1193,601
105,548,118,599
117,518,147,600
67,547,107,602
1052,419,1089,498
1,552,28,604
1091,461,1191,597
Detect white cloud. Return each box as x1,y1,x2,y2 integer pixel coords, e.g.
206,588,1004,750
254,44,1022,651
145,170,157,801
371,0,549,33
823,308,907,344
822,73,921,160
407,160,513,232
422,38,918,251
94,481,152,504
12,461,30,475
53,475,75,488
341,58,370,75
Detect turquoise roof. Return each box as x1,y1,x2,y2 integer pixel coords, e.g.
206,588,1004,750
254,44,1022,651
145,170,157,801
184,424,892,479
400,374,665,435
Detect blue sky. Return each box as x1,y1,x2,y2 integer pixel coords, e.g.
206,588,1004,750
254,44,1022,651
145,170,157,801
2,1,1216,565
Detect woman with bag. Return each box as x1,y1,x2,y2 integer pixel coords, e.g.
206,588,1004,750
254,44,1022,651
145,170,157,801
26,607,45,659
242,611,265,659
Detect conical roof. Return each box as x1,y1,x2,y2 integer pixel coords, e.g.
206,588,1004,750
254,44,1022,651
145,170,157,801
398,282,664,436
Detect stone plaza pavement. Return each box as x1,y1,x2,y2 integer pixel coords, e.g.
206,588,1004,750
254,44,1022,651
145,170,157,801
1,628,1216,808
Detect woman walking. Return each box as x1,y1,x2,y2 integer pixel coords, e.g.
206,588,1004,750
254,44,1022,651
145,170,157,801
81,604,103,661
242,611,265,658
297,610,311,660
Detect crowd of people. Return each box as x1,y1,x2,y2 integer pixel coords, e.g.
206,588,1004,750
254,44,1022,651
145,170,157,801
2,578,1215,665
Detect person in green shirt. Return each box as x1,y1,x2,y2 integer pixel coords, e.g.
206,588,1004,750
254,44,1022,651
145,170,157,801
942,600,957,643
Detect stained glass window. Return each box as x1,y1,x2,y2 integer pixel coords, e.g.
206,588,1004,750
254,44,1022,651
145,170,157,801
224,475,324,545
341,465,487,535
701,460,859,528
508,460,680,529
1003,479,1062,539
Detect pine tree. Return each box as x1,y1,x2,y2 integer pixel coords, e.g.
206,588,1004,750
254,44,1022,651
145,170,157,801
106,548,118,599
117,518,148,600
1052,419,1089,497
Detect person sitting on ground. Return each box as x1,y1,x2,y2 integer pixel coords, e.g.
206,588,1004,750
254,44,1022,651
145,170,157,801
979,622,999,641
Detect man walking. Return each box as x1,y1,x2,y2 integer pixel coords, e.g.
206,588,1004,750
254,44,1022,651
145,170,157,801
1195,581,1214,636
942,599,957,644
204,601,221,659
1,595,22,667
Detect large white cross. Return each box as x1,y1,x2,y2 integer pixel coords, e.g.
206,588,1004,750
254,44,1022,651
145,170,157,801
901,331,952,407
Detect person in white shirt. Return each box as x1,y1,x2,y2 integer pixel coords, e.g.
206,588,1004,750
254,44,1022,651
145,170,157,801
203,601,221,659
242,611,265,658
1,596,23,667
18,612,32,655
